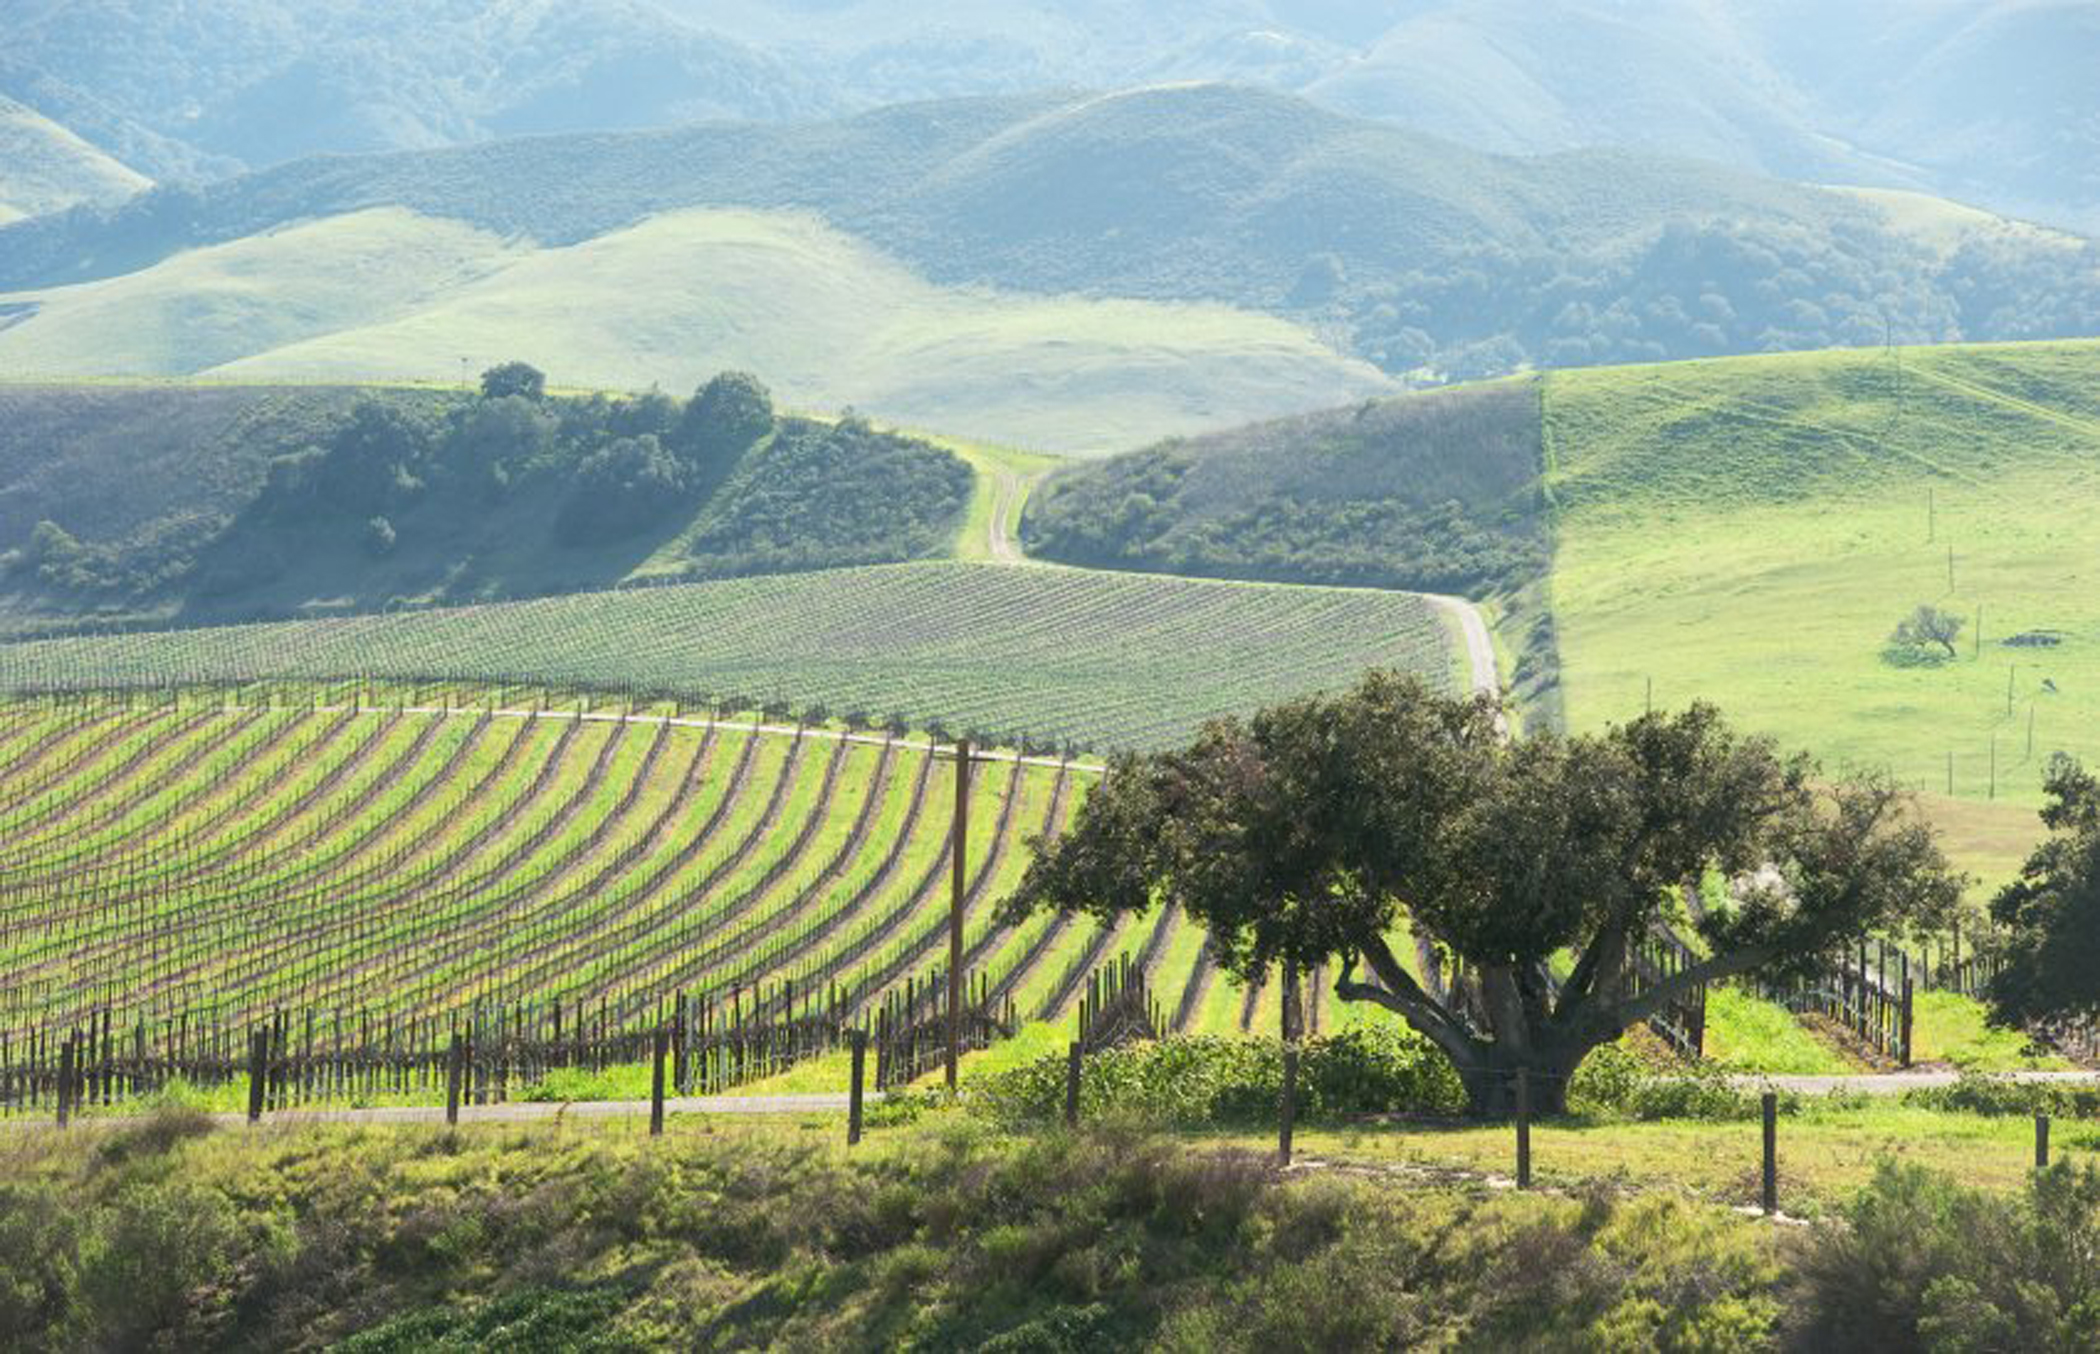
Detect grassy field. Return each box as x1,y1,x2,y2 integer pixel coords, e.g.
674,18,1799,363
0,205,1393,454
1545,339,2100,884
0,562,1454,753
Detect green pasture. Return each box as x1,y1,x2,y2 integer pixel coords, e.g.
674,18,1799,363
1546,340,2100,884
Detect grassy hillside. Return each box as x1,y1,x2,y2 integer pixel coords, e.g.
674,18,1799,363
0,207,1393,453
1545,338,2100,862
6,85,2096,391
0,376,971,634
0,562,1455,753
1021,377,1546,593
0,94,147,224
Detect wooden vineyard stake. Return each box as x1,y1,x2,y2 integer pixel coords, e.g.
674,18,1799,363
949,738,970,1091
2036,1114,2051,1170
848,1029,866,1146
1762,1092,1779,1215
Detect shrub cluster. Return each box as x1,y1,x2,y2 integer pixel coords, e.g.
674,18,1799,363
969,1027,1466,1127
1791,1160,2100,1350
0,1108,1789,1349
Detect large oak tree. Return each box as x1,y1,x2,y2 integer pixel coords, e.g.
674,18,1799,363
1008,671,1961,1114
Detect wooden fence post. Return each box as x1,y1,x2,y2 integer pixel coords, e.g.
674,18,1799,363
246,1031,267,1124
56,1038,74,1129
1762,1092,1779,1216
650,1026,667,1137
445,1034,462,1126
1515,1070,1532,1189
2036,1114,2051,1170
1900,974,1914,1069
848,1030,867,1146
1064,1040,1083,1128
1280,1044,1298,1167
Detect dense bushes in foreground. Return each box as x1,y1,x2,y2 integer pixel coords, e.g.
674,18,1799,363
7,1107,2100,1349
1,1111,1785,1351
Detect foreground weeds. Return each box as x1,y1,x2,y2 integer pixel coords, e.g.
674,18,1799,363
9,1105,2096,1349
1,1107,1795,1351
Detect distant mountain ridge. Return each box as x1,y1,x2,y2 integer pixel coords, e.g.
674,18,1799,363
4,84,2096,392
5,0,2093,231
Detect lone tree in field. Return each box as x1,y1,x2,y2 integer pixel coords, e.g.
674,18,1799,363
1007,671,1960,1115
1891,603,1964,659
479,360,546,402
1985,755,2100,1027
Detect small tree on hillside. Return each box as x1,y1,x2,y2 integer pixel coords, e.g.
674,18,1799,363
675,371,775,468
1892,603,1964,659
479,361,546,402
1007,671,1961,1115
1985,755,2100,1027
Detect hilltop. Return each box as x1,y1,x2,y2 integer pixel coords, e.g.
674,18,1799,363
7,2,2094,233
0,374,971,635
1022,377,1546,595
0,94,148,224
3,85,2095,403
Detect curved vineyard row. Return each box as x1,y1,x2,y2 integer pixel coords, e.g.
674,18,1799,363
0,561,1454,752
1,689,1121,1046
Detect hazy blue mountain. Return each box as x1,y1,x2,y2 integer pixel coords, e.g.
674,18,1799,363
4,83,2095,386
4,1,2091,230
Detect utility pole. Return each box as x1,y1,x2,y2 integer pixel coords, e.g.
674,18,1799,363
947,739,971,1091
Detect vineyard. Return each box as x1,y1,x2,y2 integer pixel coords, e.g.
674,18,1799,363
0,561,1453,754
0,683,1296,1107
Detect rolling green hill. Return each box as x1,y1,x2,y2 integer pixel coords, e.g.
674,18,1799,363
5,85,2096,398
1021,376,1546,594
0,207,1393,452
0,93,147,224
1543,339,2100,849
0,375,972,634
1006,336,2100,884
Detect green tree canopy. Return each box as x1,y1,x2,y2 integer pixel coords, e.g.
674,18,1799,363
675,371,775,470
316,400,433,516
1987,756,2100,1028
554,434,686,546
1008,670,1961,1113
478,361,546,402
